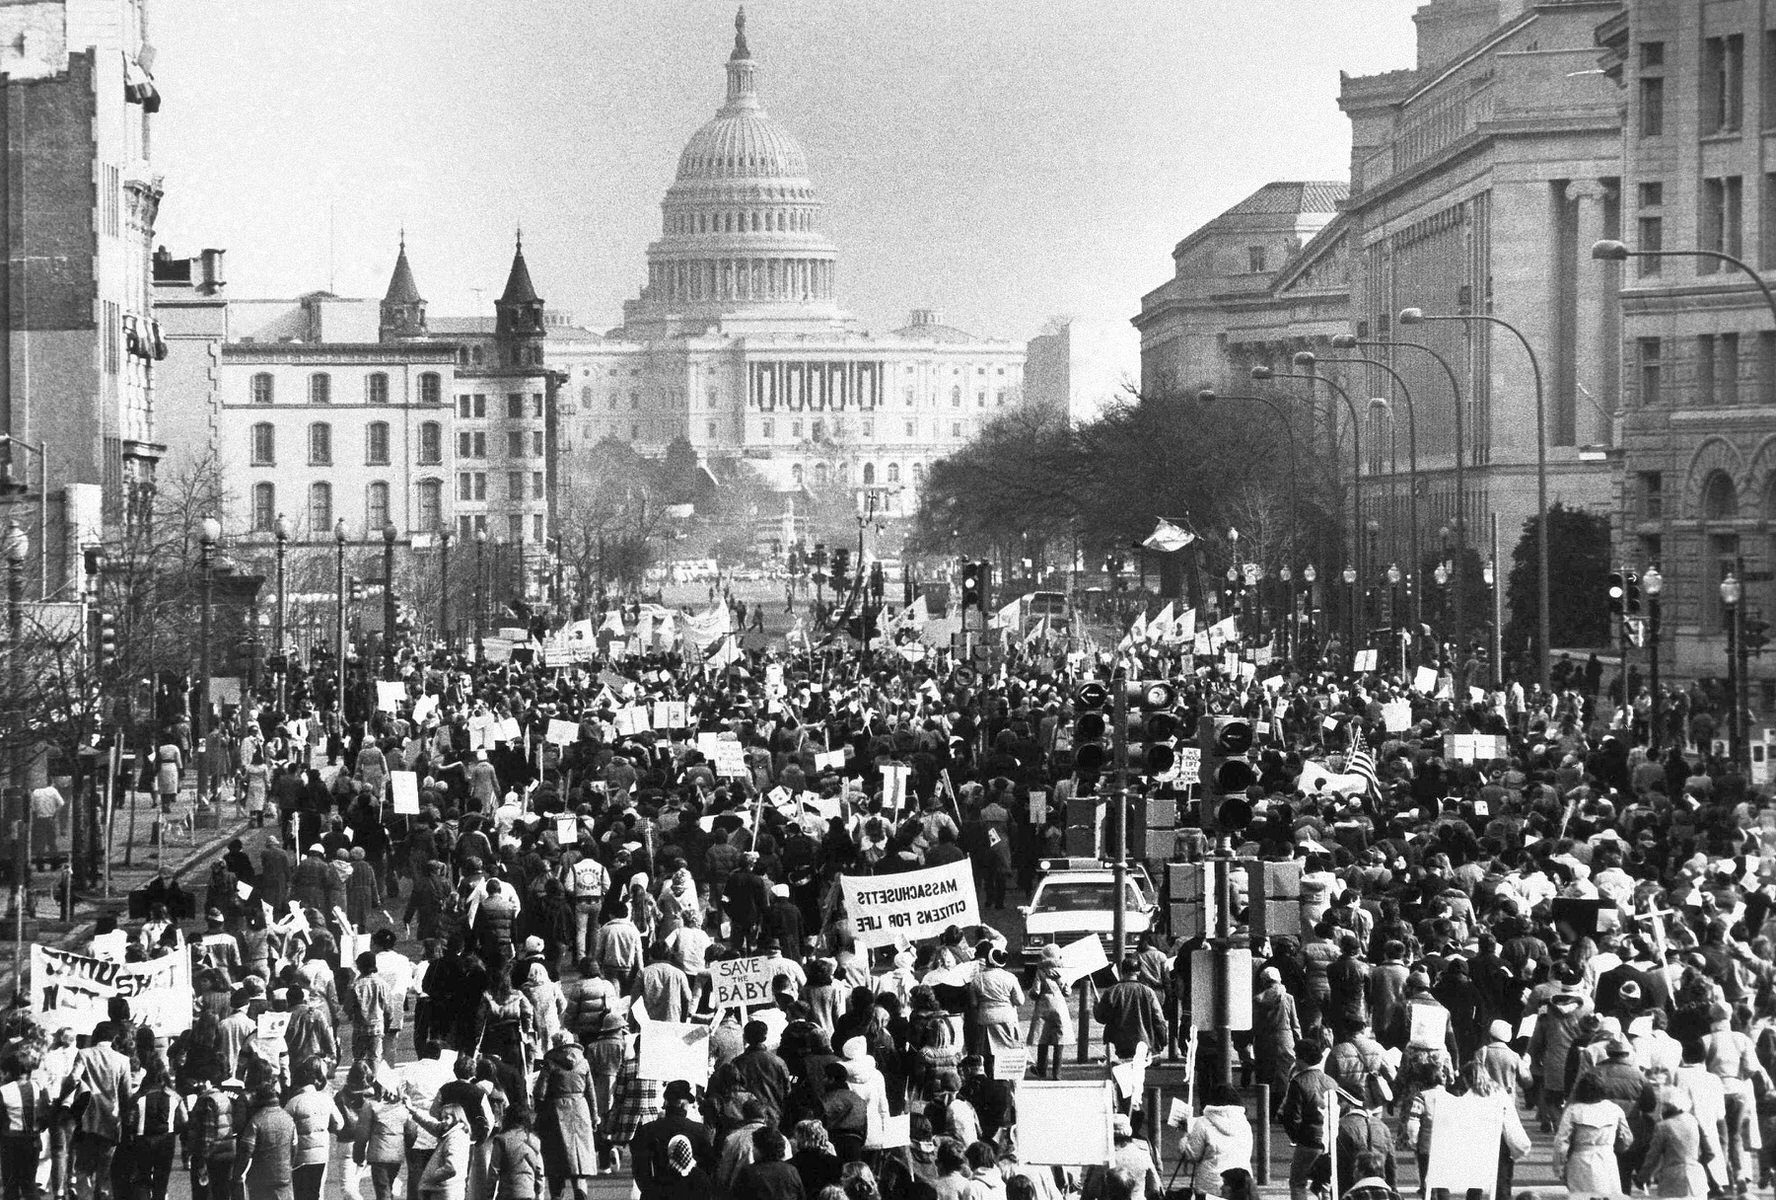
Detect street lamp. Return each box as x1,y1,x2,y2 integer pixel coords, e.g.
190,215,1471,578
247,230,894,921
1592,239,1776,326
273,514,290,711
1723,571,1745,771
1365,517,1381,630
1303,563,1318,659
1400,304,1549,692
334,519,348,715
1334,331,1470,645
1302,349,1423,635
1341,564,1358,664
194,517,220,812
475,525,489,662
1198,389,1301,654
5,521,25,976
1252,365,1366,588
438,527,453,652
382,522,398,681
1644,565,1664,753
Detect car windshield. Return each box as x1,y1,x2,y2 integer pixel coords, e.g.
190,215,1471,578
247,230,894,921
1031,881,1143,913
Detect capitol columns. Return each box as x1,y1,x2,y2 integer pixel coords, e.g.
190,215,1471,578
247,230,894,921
1566,179,1618,446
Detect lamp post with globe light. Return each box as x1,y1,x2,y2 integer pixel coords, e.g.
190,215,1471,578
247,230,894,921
1644,565,1663,753
196,517,220,807
1723,571,1745,771
1342,565,1358,667
334,520,348,713
1302,563,1318,661
273,514,290,710
1252,365,1365,589
382,523,398,680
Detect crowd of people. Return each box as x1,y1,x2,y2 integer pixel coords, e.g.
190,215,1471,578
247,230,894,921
2,609,1774,1200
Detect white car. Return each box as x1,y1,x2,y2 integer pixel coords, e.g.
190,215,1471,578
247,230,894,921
1018,858,1158,968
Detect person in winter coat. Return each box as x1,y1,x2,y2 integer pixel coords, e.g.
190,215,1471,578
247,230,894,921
1252,967,1301,1112
533,1032,599,1198
963,947,1025,1067
630,1080,715,1200
1179,1085,1254,1198
284,1061,346,1200
1027,944,1073,1081
1528,983,1594,1130
420,1105,473,1200
346,848,383,930
235,1086,299,1200
1553,1074,1632,1196
488,1104,544,1200
1637,1089,1711,1198
1277,1039,1339,1200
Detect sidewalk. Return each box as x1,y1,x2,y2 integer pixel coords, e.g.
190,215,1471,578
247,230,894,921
0,780,254,995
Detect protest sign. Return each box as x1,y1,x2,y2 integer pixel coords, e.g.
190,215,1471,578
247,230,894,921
1353,649,1378,673
256,1010,291,1054
991,1046,1027,1082
713,742,749,778
546,719,579,746
814,749,845,772
1381,700,1412,733
1028,789,1047,825
555,817,579,844
390,771,420,815
376,681,405,712
881,762,911,813
32,945,193,1035
1054,933,1110,989
636,1021,712,1085
876,1114,911,1149
1423,1093,1505,1195
711,956,778,1008
1409,1003,1449,1049
1413,665,1438,693
412,694,438,725
840,859,980,949
1017,1081,1115,1165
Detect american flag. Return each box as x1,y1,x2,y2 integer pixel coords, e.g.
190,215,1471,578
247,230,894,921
1346,744,1381,799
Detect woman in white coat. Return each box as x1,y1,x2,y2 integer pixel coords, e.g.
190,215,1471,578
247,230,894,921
1553,1075,1632,1196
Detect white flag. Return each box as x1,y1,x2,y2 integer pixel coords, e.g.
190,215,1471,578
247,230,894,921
1143,519,1195,552
1149,602,1174,642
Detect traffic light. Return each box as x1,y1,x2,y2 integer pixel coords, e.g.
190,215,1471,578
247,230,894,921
1072,681,1108,791
869,561,885,601
831,547,851,591
813,543,828,571
961,561,990,613
1746,616,1771,656
1124,680,1179,775
787,545,802,574
1625,571,1642,616
1197,714,1257,834
1607,571,1626,617
349,576,365,602
96,611,117,670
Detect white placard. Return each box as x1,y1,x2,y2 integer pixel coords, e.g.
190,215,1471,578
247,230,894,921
555,817,578,844
635,1020,712,1086
546,719,579,746
711,956,777,1008
1016,1080,1115,1165
31,945,193,1036
1413,665,1438,694
376,682,405,712
1055,933,1110,989
991,1046,1028,1081
839,859,981,949
389,771,419,815
1423,1092,1505,1195
1382,700,1412,733
881,762,911,813
714,742,749,779
814,749,845,772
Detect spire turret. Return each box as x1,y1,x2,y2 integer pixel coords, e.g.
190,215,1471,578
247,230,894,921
379,232,426,342
494,231,545,355
724,6,759,110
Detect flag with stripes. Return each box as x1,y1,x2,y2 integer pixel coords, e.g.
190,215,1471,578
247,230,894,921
1346,744,1381,799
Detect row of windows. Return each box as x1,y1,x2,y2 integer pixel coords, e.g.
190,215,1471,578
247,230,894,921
456,430,544,459
455,514,546,545
250,421,442,468
452,345,546,369
456,393,545,420
665,208,813,236
456,471,545,502
1637,33,1776,140
1628,171,1776,276
251,371,442,406
787,461,926,487
1634,331,1776,408
250,480,442,535
758,416,974,441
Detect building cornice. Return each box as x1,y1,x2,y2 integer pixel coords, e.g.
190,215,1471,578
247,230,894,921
222,343,459,365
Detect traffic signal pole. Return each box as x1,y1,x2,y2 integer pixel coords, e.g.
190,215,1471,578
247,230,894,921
1111,672,1129,961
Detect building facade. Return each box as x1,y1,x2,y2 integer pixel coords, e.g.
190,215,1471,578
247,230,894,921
0,0,165,595
1600,0,1776,692
1023,317,1141,425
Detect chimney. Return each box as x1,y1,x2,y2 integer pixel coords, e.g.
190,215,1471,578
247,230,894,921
198,248,227,296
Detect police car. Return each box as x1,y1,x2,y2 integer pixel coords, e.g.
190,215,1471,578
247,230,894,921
1017,858,1158,967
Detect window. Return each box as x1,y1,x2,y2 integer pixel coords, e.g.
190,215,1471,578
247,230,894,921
458,473,474,502
532,394,543,417
791,420,802,438
458,432,473,458
508,471,524,501
1763,175,1776,269
1640,41,1664,68
250,422,275,466
952,421,962,437
1247,245,1267,273
419,373,442,405
473,432,486,458
474,473,486,500
977,391,986,408
951,386,961,407
473,394,486,418
707,421,717,438
1723,333,1742,406
508,431,525,458
419,422,442,465
608,393,619,410
1639,338,1663,407
1638,182,1663,208
1641,471,1664,520
251,373,274,405
1698,334,1718,405
762,419,774,438
533,514,544,543
470,346,484,365
1703,35,1744,134
1639,75,1664,137
507,515,523,543
1700,177,1744,265
308,422,332,465
630,391,640,409
1636,216,1663,275
996,390,1007,406
912,463,924,484
630,424,639,440
532,471,544,499
366,481,390,531
458,395,472,418
862,463,876,485
886,463,900,483
905,421,915,437
812,419,825,441
507,393,524,419
366,421,390,465
904,386,914,406
814,462,829,485
1763,332,1776,406
251,483,275,533
532,431,544,456
791,463,803,485
417,480,441,532
307,482,332,532
308,373,331,405
366,373,389,405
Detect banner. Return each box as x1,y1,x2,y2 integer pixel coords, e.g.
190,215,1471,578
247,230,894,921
840,859,980,948
31,945,193,1035
711,955,777,1008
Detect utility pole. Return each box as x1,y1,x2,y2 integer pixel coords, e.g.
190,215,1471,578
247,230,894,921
1110,672,1129,961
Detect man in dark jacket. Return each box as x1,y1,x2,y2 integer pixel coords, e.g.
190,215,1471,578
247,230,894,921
631,1080,714,1200
713,1020,792,1127
1278,1038,1338,1200
1092,957,1168,1061
724,853,771,951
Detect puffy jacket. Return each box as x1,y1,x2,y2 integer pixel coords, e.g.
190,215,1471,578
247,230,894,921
1529,990,1594,1091
1278,1067,1338,1149
561,976,620,1044
359,1098,409,1165
1182,1104,1254,1194
1327,1034,1391,1102
474,892,518,952
284,1087,341,1168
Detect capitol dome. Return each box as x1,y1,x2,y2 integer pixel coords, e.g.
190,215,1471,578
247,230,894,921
624,8,843,334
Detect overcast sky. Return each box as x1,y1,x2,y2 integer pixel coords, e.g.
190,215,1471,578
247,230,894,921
149,1,1420,341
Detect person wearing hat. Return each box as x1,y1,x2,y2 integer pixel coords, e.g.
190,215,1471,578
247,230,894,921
1253,964,1302,1109
1027,943,1072,1081
963,945,1024,1075
723,853,770,953
629,1080,713,1200
1179,1083,1255,1200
